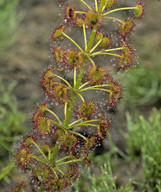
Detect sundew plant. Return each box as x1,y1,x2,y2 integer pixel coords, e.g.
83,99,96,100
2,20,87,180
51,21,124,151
12,0,144,191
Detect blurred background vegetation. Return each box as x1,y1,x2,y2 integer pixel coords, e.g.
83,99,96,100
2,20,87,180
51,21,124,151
0,0,161,191
0,0,22,55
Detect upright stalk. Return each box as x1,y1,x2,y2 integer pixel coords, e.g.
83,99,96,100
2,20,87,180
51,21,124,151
63,25,98,128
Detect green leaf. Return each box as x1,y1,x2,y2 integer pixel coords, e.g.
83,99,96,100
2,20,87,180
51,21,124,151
0,140,12,153
50,143,59,165
0,161,15,180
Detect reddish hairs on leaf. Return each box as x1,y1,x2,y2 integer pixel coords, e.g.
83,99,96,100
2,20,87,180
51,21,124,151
53,83,69,103
59,133,78,151
87,66,107,85
65,5,76,23
34,117,53,135
12,181,27,192
108,78,122,107
85,10,102,27
52,25,65,40
135,1,145,18
78,101,95,120
41,68,54,95
64,50,83,68
32,102,48,122
16,147,31,168
120,19,135,37
98,119,110,138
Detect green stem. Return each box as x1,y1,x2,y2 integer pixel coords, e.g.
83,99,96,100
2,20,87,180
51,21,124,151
75,92,85,102
69,130,88,143
64,102,67,119
63,93,77,127
95,0,98,11
83,119,99,123
91,52,121,58
90,47,124,57
105,47,124,52
54,74,72,87
90,38,103,53
62,32,83,52
63,62,86,127
103,16,124,24
76,119,99,124
83,24,87,51
63,25,98,128
99,0,106,12
87,56,96,67
56,155,75,163
101,2,107,12
74,67,77,87
30,155,46,165
69,118,83,127
79,87,111,93
69,123,98,129
79,82,89,90
103,7,136,16
55,168,65,175
87,25,97,52
51,167,58,179
31,141,48,161
89,84,111,88
80,0,92,10
48,147,51,160
51,120,61,127
56,157,84,166
46,108,62,125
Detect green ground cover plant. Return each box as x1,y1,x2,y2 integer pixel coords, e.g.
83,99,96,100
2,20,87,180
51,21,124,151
126,108,161,191
123,66,161,106
0,80,27,181
1,0,145,191
73,163,134,192
0,80,27,164
0,0,22,54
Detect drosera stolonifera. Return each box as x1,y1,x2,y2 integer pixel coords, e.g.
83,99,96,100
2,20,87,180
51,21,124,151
12,0,144,191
